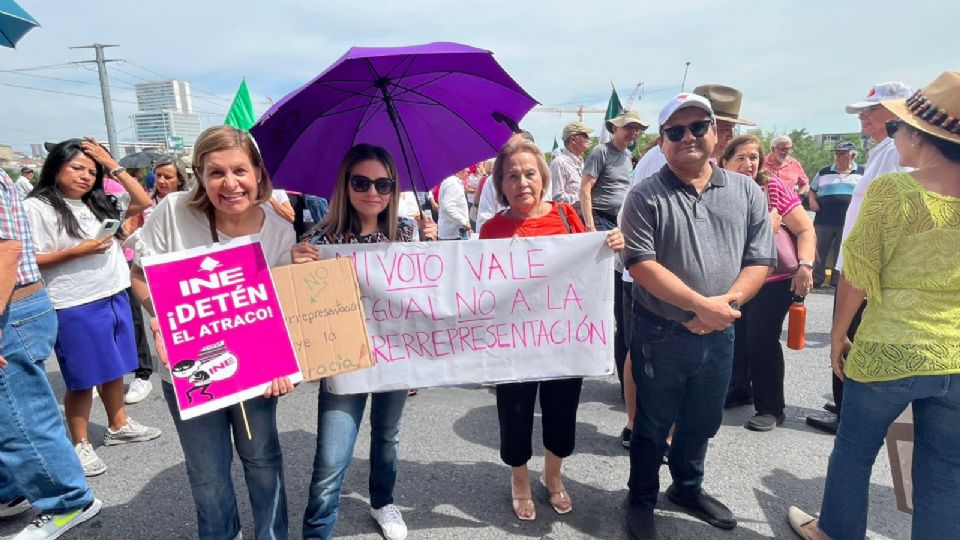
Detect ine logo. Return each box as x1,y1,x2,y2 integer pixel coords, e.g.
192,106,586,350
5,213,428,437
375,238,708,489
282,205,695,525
199,256,222,272
171,341,239,404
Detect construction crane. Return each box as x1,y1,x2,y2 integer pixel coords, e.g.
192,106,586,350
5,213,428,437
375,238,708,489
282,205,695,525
531,105,605,122
533,80,645,121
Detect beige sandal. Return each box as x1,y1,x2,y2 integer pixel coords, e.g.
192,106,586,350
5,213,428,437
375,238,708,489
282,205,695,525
511,488,536,521
539,474,573,514
788,506,828,540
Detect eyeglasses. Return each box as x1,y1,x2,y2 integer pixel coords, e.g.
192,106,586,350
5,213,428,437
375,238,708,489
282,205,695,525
885,120,904,139
858,105,882,118
349,175,395,195
775,146,793,153
661,120,713,142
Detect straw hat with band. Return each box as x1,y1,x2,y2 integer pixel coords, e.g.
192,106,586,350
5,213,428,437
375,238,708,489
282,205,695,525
881,71,960,145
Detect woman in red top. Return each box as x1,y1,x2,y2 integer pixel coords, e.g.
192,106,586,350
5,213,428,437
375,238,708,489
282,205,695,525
481,138,624,521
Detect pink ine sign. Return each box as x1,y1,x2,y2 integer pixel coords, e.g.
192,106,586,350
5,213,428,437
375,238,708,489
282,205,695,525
143,236,302,419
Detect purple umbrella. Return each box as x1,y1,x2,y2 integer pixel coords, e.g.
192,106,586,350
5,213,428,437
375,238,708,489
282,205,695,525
250,42,537,197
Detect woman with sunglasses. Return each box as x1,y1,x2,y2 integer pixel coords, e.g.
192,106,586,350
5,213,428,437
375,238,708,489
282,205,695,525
788,71,960,540
293,143,436,540
719,135,815,431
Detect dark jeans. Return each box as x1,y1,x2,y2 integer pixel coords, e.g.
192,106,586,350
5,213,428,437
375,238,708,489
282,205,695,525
814,224,843,286
831,295,866,412
628,308,735,509
125,285,153,379
496,378,584,466
729,278,793,415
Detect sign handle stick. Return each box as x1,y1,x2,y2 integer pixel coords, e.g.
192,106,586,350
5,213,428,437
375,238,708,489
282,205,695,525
240,402,253,440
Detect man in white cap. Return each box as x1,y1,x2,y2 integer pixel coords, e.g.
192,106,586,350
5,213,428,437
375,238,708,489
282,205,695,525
620,93,775,539
805,81,913,435
629,84,755,188
550,121,594,212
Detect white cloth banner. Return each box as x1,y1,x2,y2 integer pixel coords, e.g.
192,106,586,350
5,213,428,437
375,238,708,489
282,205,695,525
318,232,615,394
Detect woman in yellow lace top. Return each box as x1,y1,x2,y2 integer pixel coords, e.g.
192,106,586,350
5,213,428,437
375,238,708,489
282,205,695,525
790,71,960,540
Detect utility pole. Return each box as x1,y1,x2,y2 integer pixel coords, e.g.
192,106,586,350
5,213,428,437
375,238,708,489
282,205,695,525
71,44,121,156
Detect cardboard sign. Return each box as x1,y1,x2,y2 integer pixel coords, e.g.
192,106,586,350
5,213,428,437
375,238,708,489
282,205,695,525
271,258,373,381
142,236,303,419
886,406,914,513
316,232,616,394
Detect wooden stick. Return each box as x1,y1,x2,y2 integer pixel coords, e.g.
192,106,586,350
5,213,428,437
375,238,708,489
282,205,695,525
240,402,253,440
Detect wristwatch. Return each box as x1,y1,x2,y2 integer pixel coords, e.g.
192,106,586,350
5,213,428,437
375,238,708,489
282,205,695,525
108,166,125,178
798,259,814,268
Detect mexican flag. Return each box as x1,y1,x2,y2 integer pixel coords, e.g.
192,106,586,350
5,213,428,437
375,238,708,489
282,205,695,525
598,87,623,145
224,79,256,131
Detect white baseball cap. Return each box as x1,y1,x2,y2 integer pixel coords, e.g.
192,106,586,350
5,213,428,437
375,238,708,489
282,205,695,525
658,93,716,130
845,81,913,114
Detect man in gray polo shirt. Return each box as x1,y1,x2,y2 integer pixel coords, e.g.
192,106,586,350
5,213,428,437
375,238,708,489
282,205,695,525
620,94,775,540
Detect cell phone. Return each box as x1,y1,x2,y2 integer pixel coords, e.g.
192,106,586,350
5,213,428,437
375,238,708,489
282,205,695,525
95,218,121,239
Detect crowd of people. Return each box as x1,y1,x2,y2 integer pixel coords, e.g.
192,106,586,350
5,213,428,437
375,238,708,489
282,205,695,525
1,70,958,540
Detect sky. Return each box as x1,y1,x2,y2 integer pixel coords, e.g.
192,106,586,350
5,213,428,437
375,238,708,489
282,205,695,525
1,0,957,157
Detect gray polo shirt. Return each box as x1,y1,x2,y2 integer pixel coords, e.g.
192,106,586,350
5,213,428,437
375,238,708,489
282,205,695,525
620,164,776,322
583,142,632,215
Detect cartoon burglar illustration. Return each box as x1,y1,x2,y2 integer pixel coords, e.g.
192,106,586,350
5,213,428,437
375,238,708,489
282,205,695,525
171,341,240,404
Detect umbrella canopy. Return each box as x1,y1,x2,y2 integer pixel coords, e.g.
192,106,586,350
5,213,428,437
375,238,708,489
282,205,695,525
250,42,537,197
118,150,162,169
0,0,38,48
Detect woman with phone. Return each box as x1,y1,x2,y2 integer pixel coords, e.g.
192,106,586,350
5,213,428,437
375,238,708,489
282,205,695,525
293,143,436,540
22,138,162,478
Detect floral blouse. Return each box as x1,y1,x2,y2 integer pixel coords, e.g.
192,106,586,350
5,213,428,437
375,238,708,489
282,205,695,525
300,216,417,245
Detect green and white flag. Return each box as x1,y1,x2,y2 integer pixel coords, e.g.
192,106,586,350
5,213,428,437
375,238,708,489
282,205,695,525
225,79,256,131
598,86,623,145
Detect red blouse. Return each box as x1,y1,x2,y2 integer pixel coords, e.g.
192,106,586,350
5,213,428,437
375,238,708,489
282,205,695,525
479,201,585,239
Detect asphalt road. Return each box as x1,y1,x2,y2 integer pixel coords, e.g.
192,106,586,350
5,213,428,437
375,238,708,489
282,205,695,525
1,288,910,539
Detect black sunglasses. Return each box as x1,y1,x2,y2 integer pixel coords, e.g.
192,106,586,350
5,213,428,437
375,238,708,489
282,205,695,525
349,175,395,195
662,120,713,142
885,120,904,139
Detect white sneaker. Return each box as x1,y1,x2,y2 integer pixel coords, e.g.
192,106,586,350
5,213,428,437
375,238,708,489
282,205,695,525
0,496,31,518
74,441,106,477
103,418,161,446
370,504,407,540
124,378,153,404
13,498,101,540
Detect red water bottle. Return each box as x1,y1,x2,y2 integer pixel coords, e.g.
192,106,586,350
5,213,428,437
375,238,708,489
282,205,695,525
787,295,806,350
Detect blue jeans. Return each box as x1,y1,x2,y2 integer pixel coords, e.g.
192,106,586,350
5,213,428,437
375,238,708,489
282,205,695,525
627,308,735,509
819,375,960,540
302,384,407,540
0,289,92,513
304,196,329,223
162,382,288,540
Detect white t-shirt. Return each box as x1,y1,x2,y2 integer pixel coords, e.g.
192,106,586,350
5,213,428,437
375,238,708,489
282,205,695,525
397,191,421,220
126,192,296,384
835,137,909,270
438,176,469,240
23,194,132,309
127,191,295,268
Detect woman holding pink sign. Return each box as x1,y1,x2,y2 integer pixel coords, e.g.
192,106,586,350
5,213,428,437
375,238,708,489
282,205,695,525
292,143,437,540
480,138,624,521
128,126,296,540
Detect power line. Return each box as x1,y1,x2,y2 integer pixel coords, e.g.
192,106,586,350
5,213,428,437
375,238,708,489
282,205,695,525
0,68,138,92
0,81,138,104
2,62,78,72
